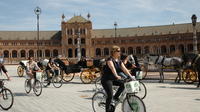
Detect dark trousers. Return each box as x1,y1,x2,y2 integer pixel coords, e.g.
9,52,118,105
0,65,8,73
101,79,124,112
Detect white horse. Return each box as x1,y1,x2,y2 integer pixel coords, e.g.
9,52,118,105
144,54,182,83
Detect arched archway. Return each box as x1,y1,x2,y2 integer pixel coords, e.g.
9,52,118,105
20,50,26,58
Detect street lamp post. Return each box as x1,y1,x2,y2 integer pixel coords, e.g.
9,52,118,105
34,6,41,61
191,14,198,54
77,29,81,61
114,22,117,38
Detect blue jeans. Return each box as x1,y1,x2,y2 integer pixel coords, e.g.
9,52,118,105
118,72,128,79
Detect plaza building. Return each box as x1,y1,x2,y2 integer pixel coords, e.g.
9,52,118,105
0,14,200,63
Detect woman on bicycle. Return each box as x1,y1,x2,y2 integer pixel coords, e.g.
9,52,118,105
26,57,41,80
101,46,135,112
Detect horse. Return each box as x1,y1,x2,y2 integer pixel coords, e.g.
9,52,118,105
182,53,200,87
144,54,183,83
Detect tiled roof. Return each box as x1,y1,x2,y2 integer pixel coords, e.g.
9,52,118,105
0,31,61,40
91,22,200,38
66,16,89,23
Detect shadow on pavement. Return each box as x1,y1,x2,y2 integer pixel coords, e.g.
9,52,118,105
13,92,30,96
194,99,200,101
78,89,94,93
163,86,200,90
62,81,83,85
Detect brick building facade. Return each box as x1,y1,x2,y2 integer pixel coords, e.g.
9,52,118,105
0,14,199,63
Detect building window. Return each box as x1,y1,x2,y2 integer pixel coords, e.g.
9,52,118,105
21,50,26,58
53,49,58,57
3,43,8,46
81,38,85,44
3,50,9,58
12,42,17,46
37,50,42,57
187,44,193,52
104,48,109,56
67,29,73,35
81,48,86,57
68,48,73,58
29,50,34,57
170,45,175,54
68,38,73,44
12,50,17,58
74,38,77,44
28,42,34,45
96,48,101,57
128,47,133,55
121,47,126,54
144,46,150,54
136,47,141,54
161,45,167,54
45,50,50,57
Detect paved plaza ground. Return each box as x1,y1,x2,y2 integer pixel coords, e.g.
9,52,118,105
0,65,200,112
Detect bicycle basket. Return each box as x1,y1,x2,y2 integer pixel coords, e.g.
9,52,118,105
136,71,143,79
36,72,42,81
125,81,140,93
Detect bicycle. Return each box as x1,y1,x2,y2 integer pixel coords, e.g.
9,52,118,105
42,69,63,88
95,75,147,99
92,78,146,112
24,72,43,96
0,79,14,110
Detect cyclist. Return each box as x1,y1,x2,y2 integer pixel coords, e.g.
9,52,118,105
45,58,59,85
0,52,11,80
101,46,135,112
26,57,41,82
121,54,141,77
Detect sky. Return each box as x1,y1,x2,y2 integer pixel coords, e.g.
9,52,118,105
0,0,200,31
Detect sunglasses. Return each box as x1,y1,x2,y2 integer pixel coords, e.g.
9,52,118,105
115,50,121,52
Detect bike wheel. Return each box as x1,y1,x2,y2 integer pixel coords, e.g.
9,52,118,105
17,66,24,77
24,79,31,94
122,94,146,112
137,81,147,99
62,70,75,82
182,68,197,84
0,88,14,110
52,75,63,88
33,80,42,96
92,91,107,112
80,70,92,84
94,76,102,91
41,71,49,87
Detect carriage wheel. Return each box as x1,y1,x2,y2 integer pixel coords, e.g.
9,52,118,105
17,66,24,77
140,64,148,79
61,70,75,82
182,68,197,84
80,70,93,84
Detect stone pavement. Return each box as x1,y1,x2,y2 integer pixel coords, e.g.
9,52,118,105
0,65,200,112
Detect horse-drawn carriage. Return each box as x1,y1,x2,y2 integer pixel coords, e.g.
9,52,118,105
17,60,29,77
181,53,199,84
143,53,199,84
